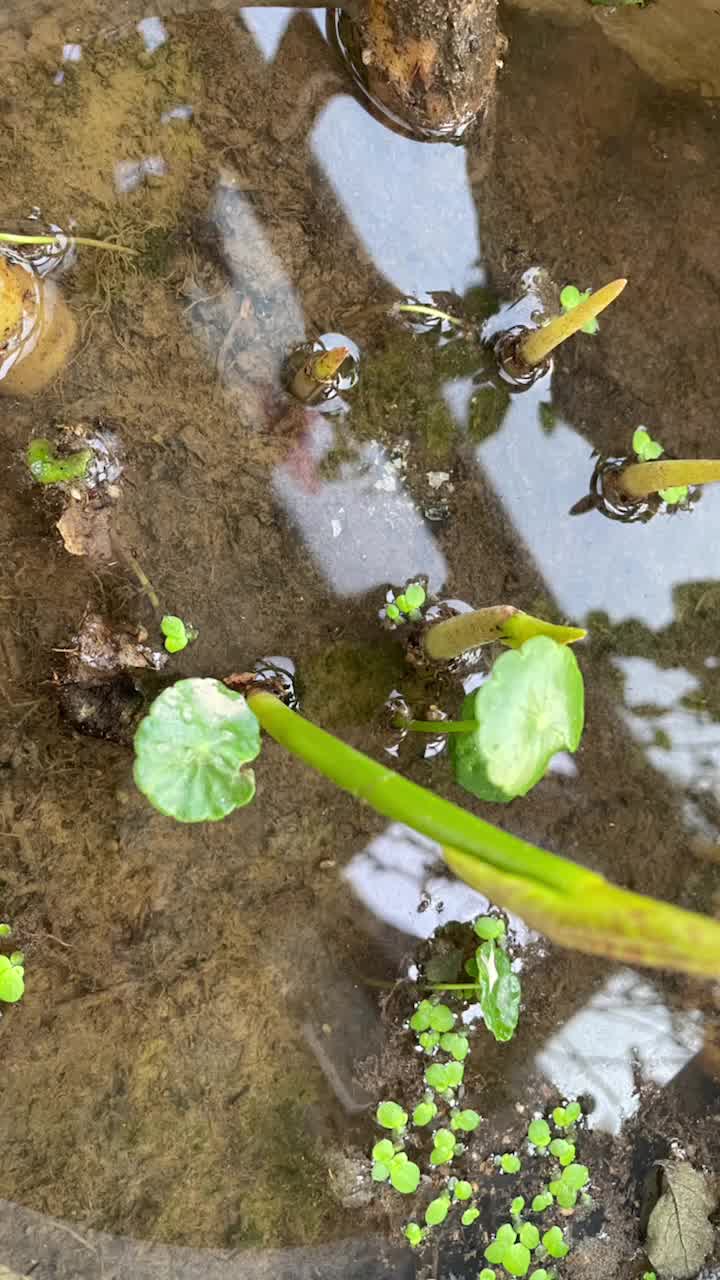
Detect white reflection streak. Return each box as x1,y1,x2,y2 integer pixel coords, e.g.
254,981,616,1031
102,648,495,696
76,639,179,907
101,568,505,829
535,969,703,1134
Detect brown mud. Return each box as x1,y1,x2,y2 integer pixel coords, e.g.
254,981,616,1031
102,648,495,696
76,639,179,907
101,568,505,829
0,1,720,1277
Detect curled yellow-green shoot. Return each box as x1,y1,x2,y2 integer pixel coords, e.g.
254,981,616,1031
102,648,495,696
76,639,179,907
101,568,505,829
310,346,350,382
423,606,586,661
519,278,627,368
619,459,720,499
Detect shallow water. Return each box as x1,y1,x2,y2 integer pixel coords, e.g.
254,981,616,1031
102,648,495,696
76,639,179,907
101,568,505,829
1,2,720,1277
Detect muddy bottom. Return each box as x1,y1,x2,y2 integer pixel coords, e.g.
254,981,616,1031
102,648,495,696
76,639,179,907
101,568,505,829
1,2,720,1278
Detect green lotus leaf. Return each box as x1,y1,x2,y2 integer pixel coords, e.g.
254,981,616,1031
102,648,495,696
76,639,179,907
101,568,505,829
133,678,261,822
0,955,25,1003
450,637,584,803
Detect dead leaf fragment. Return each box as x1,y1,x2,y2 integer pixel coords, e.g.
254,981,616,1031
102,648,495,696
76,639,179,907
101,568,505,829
57,500,112,559
646,1160,716,1279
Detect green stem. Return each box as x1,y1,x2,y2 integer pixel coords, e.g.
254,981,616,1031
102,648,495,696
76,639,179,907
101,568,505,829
246,691,720,978
247,690,584,892
394,717,479,734
395,303,467,328
426,983,476,991
0,232,136,256
619,459,720,498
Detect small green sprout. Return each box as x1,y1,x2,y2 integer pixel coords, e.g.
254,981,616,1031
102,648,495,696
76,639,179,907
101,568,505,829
440,1031,469,1060
560,285,598,335
504,1243,532,1276
428,1003,455,1032
371,1138,395,1181
528,1119,551,1148
389,1152,421,1194
0,923,11,937
500,1153,522,1174
542,1226,570,1258
462,1206,480,1226
161,614,197,654
425,1061,464,1092
412,1101,437,1127
561,1163,589,1191
404,1222,424,1248
27,437,93,485
642,1273,657,1280
410,999,433,1031
430,1128,456,1165
453,1180,473,1201
511,1196,526,1217
425,1193,451,1226
519,1223,540,1250
479,1270,496,1280
473,914,506,940
0,950,25,1003
451,1108,481,1132
376,1101,408,1132
529,1272,550,1280
388,583,426,623
553,1101,582,1128
549,1180,576,1209
549,1138,575,1166
485,1223,517,1264
419,1030,440,1050
386,603,401,622
532,1191,554,1213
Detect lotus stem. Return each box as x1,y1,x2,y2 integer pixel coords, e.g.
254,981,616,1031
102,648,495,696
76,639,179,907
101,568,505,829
247,691,720,978
0,232,136,256
423,606,586,661
619,459,720,498
519,278,627,368
395,303,467,328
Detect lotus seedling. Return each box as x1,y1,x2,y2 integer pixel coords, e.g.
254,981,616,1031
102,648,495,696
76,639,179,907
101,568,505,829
384,581,426,624
500,1153,522,1174
462,1206,480,1226
425,1192,451,1226
528,1119,552,1148
542,1226,570,1258
132,679,720,979
290,344,350,403
552,1101,582,1129
0,945,25,1003
376,1101,408,1133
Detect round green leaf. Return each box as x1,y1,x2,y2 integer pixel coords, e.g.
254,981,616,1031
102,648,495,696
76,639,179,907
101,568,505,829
372,1140,394,1164
440,1031,469,1060
500,1153,521,1174
504,1243,531,1276
404,583,426,611
425,1195,450,1226
445,1061,464,1088
161,614,189,653
386,603,401,622
404,1223,423,1247
454,1180,473,1201
511,1196,525,1217
452,1108,481,1132
376,1101,408,1131
390,1155,420,1194
474,915,506,940
0,924,11,938
0,955,24,1003
560,285,582,311
519,1223,540,1250
450,637,584,803
542,1226,570,1258
133,679,261,822
532,1192,553,1213
485,1243,506,1265
479,1269,497,1279
463,1207,481,1226
496,1224,517,1248
419,1030,440,1050
554,1182,577,1208
432,1129,456,1151
428,1004,455,1032
632,426,664,462
410,1000,433,1032
550,1138,575,1165
371,1162,390,1182
561,1163,589,1190
530,1271,549,1280
528,1119,551,1148
564,1101,582,1125
425,1063,449,1091
413,1102,437,1127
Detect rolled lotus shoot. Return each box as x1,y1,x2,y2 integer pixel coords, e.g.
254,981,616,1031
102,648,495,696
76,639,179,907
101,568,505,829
619,459,720,498
423,606,586,661
519,278,627,368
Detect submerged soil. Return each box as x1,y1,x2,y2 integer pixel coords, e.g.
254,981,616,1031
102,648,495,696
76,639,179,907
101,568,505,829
1,1,720,1277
